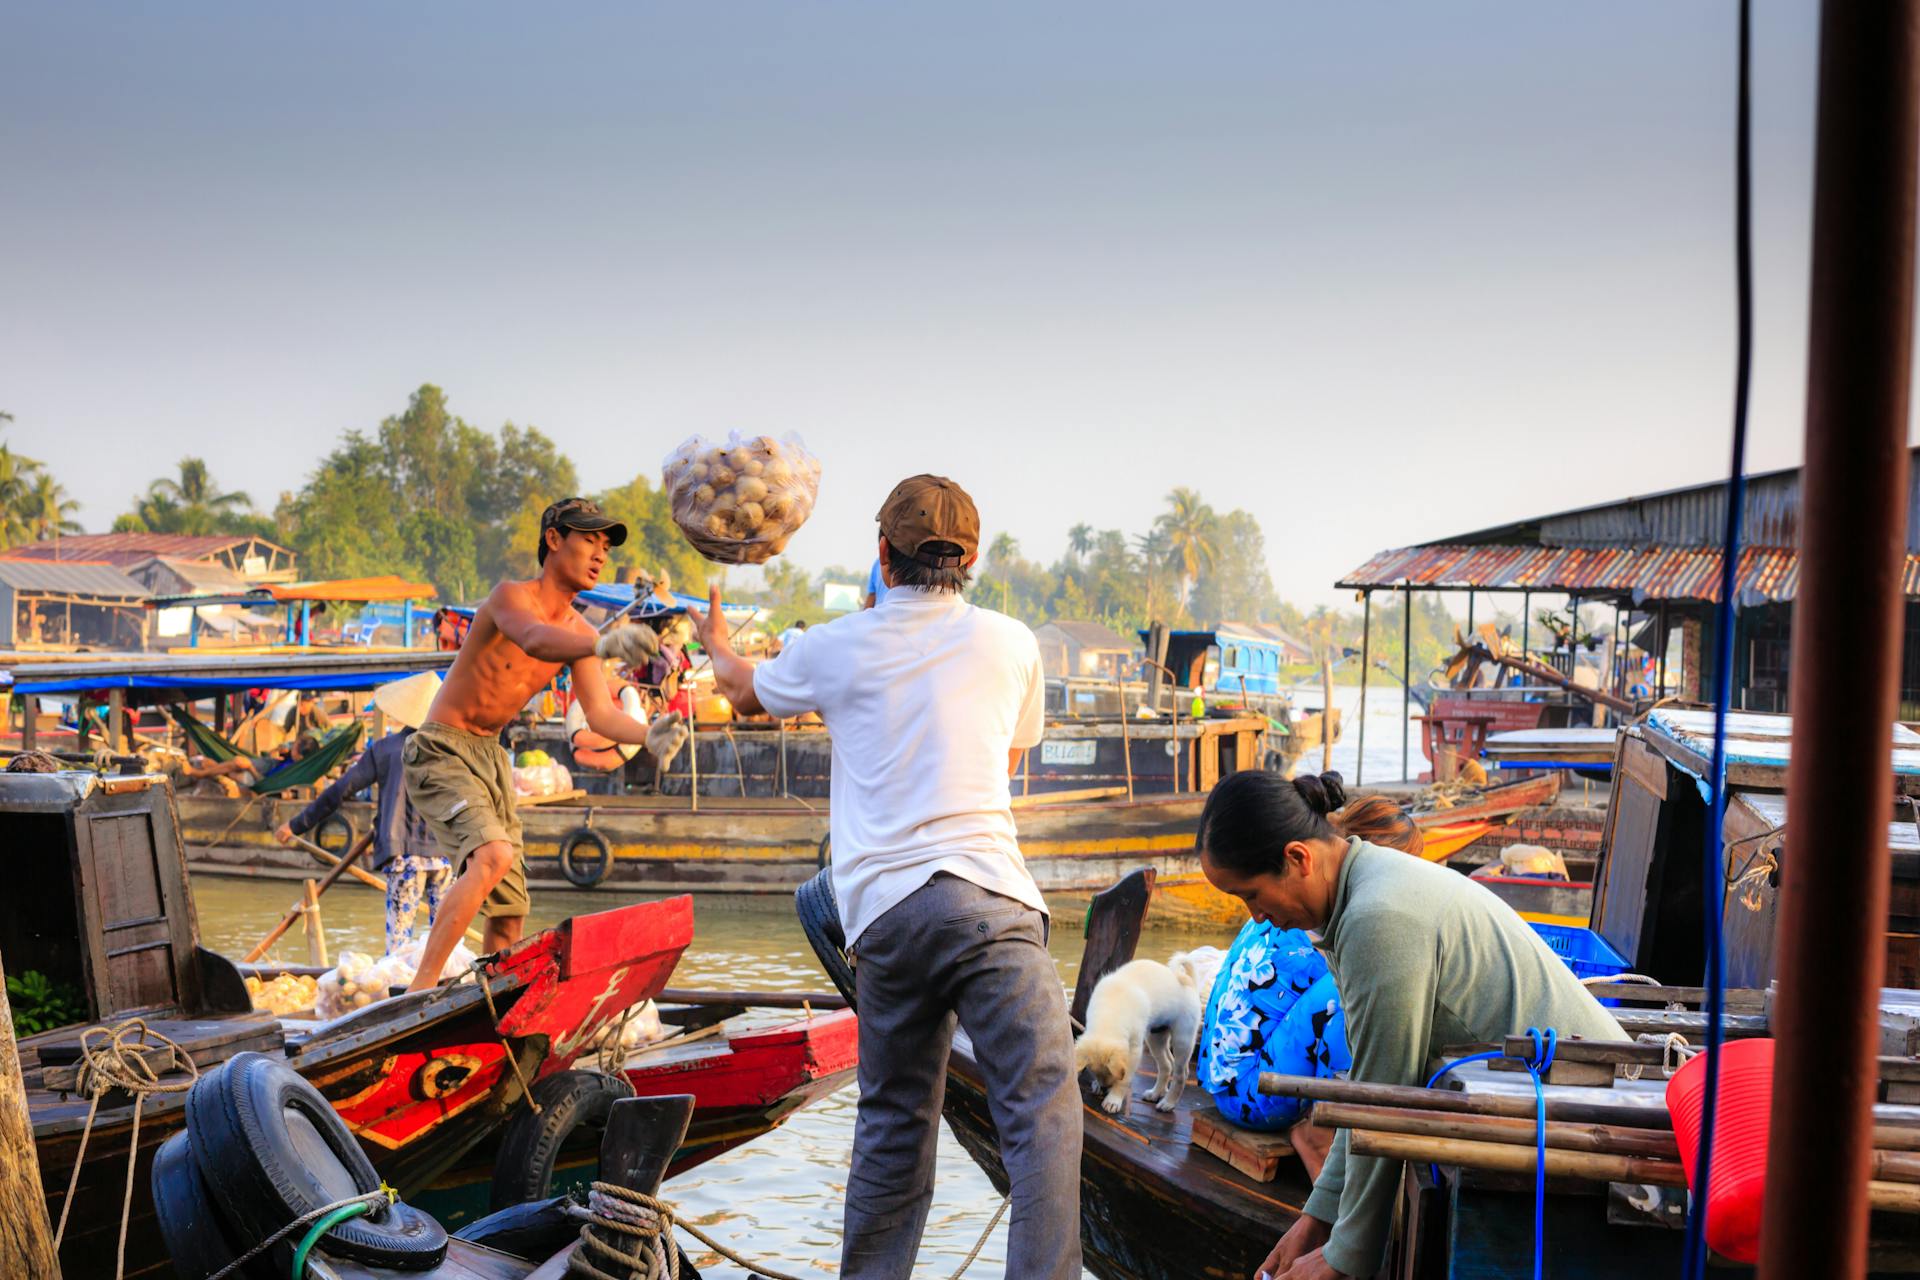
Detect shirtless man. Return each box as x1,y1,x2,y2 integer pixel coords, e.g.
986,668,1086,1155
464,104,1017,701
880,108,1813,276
403,497,660,992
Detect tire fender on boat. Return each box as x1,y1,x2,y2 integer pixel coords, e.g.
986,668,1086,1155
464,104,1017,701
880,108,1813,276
186,1052,449,1269
557,825,612,887
489,1069,636,1210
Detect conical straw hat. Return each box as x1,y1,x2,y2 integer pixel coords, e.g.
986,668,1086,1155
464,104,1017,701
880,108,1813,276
373,671,442,731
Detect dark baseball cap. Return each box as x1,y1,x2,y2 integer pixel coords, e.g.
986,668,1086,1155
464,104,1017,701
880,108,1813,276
876,475,979,567
541,497,628,548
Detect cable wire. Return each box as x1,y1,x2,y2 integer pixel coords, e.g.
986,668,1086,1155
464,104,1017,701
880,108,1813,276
1682,0,1753,1272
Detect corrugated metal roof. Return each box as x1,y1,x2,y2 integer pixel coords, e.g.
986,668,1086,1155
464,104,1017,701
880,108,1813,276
0,533,289,564
1040,620,1136,650
1423,448,1920,552
1334,542,1920,604
0,561,151,599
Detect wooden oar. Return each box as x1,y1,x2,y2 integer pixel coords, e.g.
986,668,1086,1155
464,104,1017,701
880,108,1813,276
289,833,486,948
244,830,376,962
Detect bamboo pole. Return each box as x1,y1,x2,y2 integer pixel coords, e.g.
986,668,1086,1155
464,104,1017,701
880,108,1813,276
1259,1072,1673,1129
0,953,60,1278
1346,1128,1920,1213
1116,678,1134,802
303,879,328,967
245,831,376,961
1313,1102,1679,1159
1321,647,1335,774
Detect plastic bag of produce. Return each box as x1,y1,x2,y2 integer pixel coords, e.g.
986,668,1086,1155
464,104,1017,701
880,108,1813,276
662,432,821,564
512,761,572,798
315,951,380,1019
584,999,666,1055
244,972,320,1017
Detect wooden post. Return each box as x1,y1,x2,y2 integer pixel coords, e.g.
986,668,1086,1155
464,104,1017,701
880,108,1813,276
0,953,61,1279
1321,647,1335,775
18,696,34,752
687,709,699,813
1116,678,1134,802
1401,585,1412,783
107,689,124,755
1356,591,1371,786
303,879,328,968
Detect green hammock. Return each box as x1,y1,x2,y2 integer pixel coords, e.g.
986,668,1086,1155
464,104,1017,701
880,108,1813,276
164,708,364,795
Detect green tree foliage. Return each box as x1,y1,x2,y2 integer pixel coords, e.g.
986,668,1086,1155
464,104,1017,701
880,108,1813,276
0,415,85,549
114,456,278,540
271,385,707,602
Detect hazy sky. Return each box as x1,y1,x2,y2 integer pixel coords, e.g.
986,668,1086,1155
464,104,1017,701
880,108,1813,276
2,3,1845,606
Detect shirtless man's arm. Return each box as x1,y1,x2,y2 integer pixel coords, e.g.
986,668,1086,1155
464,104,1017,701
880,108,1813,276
571,654,653,742
484,581,598,665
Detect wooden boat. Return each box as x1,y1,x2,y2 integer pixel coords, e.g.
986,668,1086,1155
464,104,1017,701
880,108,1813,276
6,766,692,1278
410,1000,860,1231
180,786,1223,894
935,869,1306,1280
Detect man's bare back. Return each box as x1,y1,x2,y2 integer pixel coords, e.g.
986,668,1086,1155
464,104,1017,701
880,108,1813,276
428,579,588,735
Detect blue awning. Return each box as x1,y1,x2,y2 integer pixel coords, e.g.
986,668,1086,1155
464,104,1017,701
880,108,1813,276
10,670,431,696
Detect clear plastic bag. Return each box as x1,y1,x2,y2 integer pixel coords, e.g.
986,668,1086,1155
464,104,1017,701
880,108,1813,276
512,761,572,798
662,432,821,564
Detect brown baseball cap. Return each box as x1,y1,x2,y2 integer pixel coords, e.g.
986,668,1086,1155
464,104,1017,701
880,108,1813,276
541,496,628,547
877,475,980,567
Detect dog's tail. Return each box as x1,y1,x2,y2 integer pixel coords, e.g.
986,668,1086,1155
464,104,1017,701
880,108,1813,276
1168,951,1201,991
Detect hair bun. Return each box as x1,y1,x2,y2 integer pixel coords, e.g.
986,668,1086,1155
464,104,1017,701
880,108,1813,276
1291,770,1347,817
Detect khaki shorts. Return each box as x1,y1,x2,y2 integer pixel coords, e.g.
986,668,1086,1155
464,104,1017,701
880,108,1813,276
403,722,529,920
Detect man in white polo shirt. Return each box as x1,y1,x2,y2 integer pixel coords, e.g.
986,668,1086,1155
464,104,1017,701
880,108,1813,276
688,475,1081,1280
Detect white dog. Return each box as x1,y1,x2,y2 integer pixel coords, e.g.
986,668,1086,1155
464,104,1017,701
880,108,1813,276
1072,956,1204,1116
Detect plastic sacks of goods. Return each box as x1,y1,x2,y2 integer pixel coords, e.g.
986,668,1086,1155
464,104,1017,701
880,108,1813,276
245,972,318,1017
663,432,821,564
315,939,478,1020
583,999,666,1056
513,760,572,798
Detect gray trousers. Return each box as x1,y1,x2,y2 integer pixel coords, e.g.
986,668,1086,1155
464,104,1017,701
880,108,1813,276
842,873,1084,1280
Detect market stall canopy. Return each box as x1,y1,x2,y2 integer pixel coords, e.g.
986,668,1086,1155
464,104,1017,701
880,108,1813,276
0,648,454,696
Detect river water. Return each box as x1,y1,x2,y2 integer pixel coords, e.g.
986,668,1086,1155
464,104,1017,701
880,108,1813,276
196,878,1243,1277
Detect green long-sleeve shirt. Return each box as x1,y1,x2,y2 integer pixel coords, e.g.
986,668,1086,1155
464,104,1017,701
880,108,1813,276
1303,837,1626,1276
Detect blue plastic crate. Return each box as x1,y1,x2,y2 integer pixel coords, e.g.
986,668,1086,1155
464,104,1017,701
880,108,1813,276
1528,923,1630,1003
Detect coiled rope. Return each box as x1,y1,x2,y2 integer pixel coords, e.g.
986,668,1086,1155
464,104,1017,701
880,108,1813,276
52,1019,203,1279
569,1182,807,1280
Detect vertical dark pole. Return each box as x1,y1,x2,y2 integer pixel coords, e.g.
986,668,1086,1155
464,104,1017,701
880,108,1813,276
1401,585,1412,782
1466,589,1475,641
1760,5,1919,1276
1657,602,1669,696
1522,590,1531,659
1356,592,1371,785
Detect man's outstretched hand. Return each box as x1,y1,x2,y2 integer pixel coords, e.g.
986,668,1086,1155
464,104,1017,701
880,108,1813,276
685,585,729,657
596,622,661,668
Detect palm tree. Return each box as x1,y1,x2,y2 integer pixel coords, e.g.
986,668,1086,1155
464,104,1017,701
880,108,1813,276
20,471,81,540
1155,487,1218,611
988,532,1021,567
1133,527,1176,621
0,432,42,549
141,457,252,535
1067,523,1094,561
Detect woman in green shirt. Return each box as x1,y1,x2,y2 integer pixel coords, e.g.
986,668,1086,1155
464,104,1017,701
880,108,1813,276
1197,770,1624,1280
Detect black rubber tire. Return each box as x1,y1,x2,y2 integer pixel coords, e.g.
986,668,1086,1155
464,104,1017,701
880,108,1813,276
151,1130,260,1280
795,867,857,1010
557,827,612,888
187,1052,449,1270
487,1069,634,1211
454,1194,580,1261
314,812,355,855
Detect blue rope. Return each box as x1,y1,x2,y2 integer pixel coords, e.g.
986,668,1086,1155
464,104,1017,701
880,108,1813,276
1427,1027,1557,1280
1683,0,1752,1273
